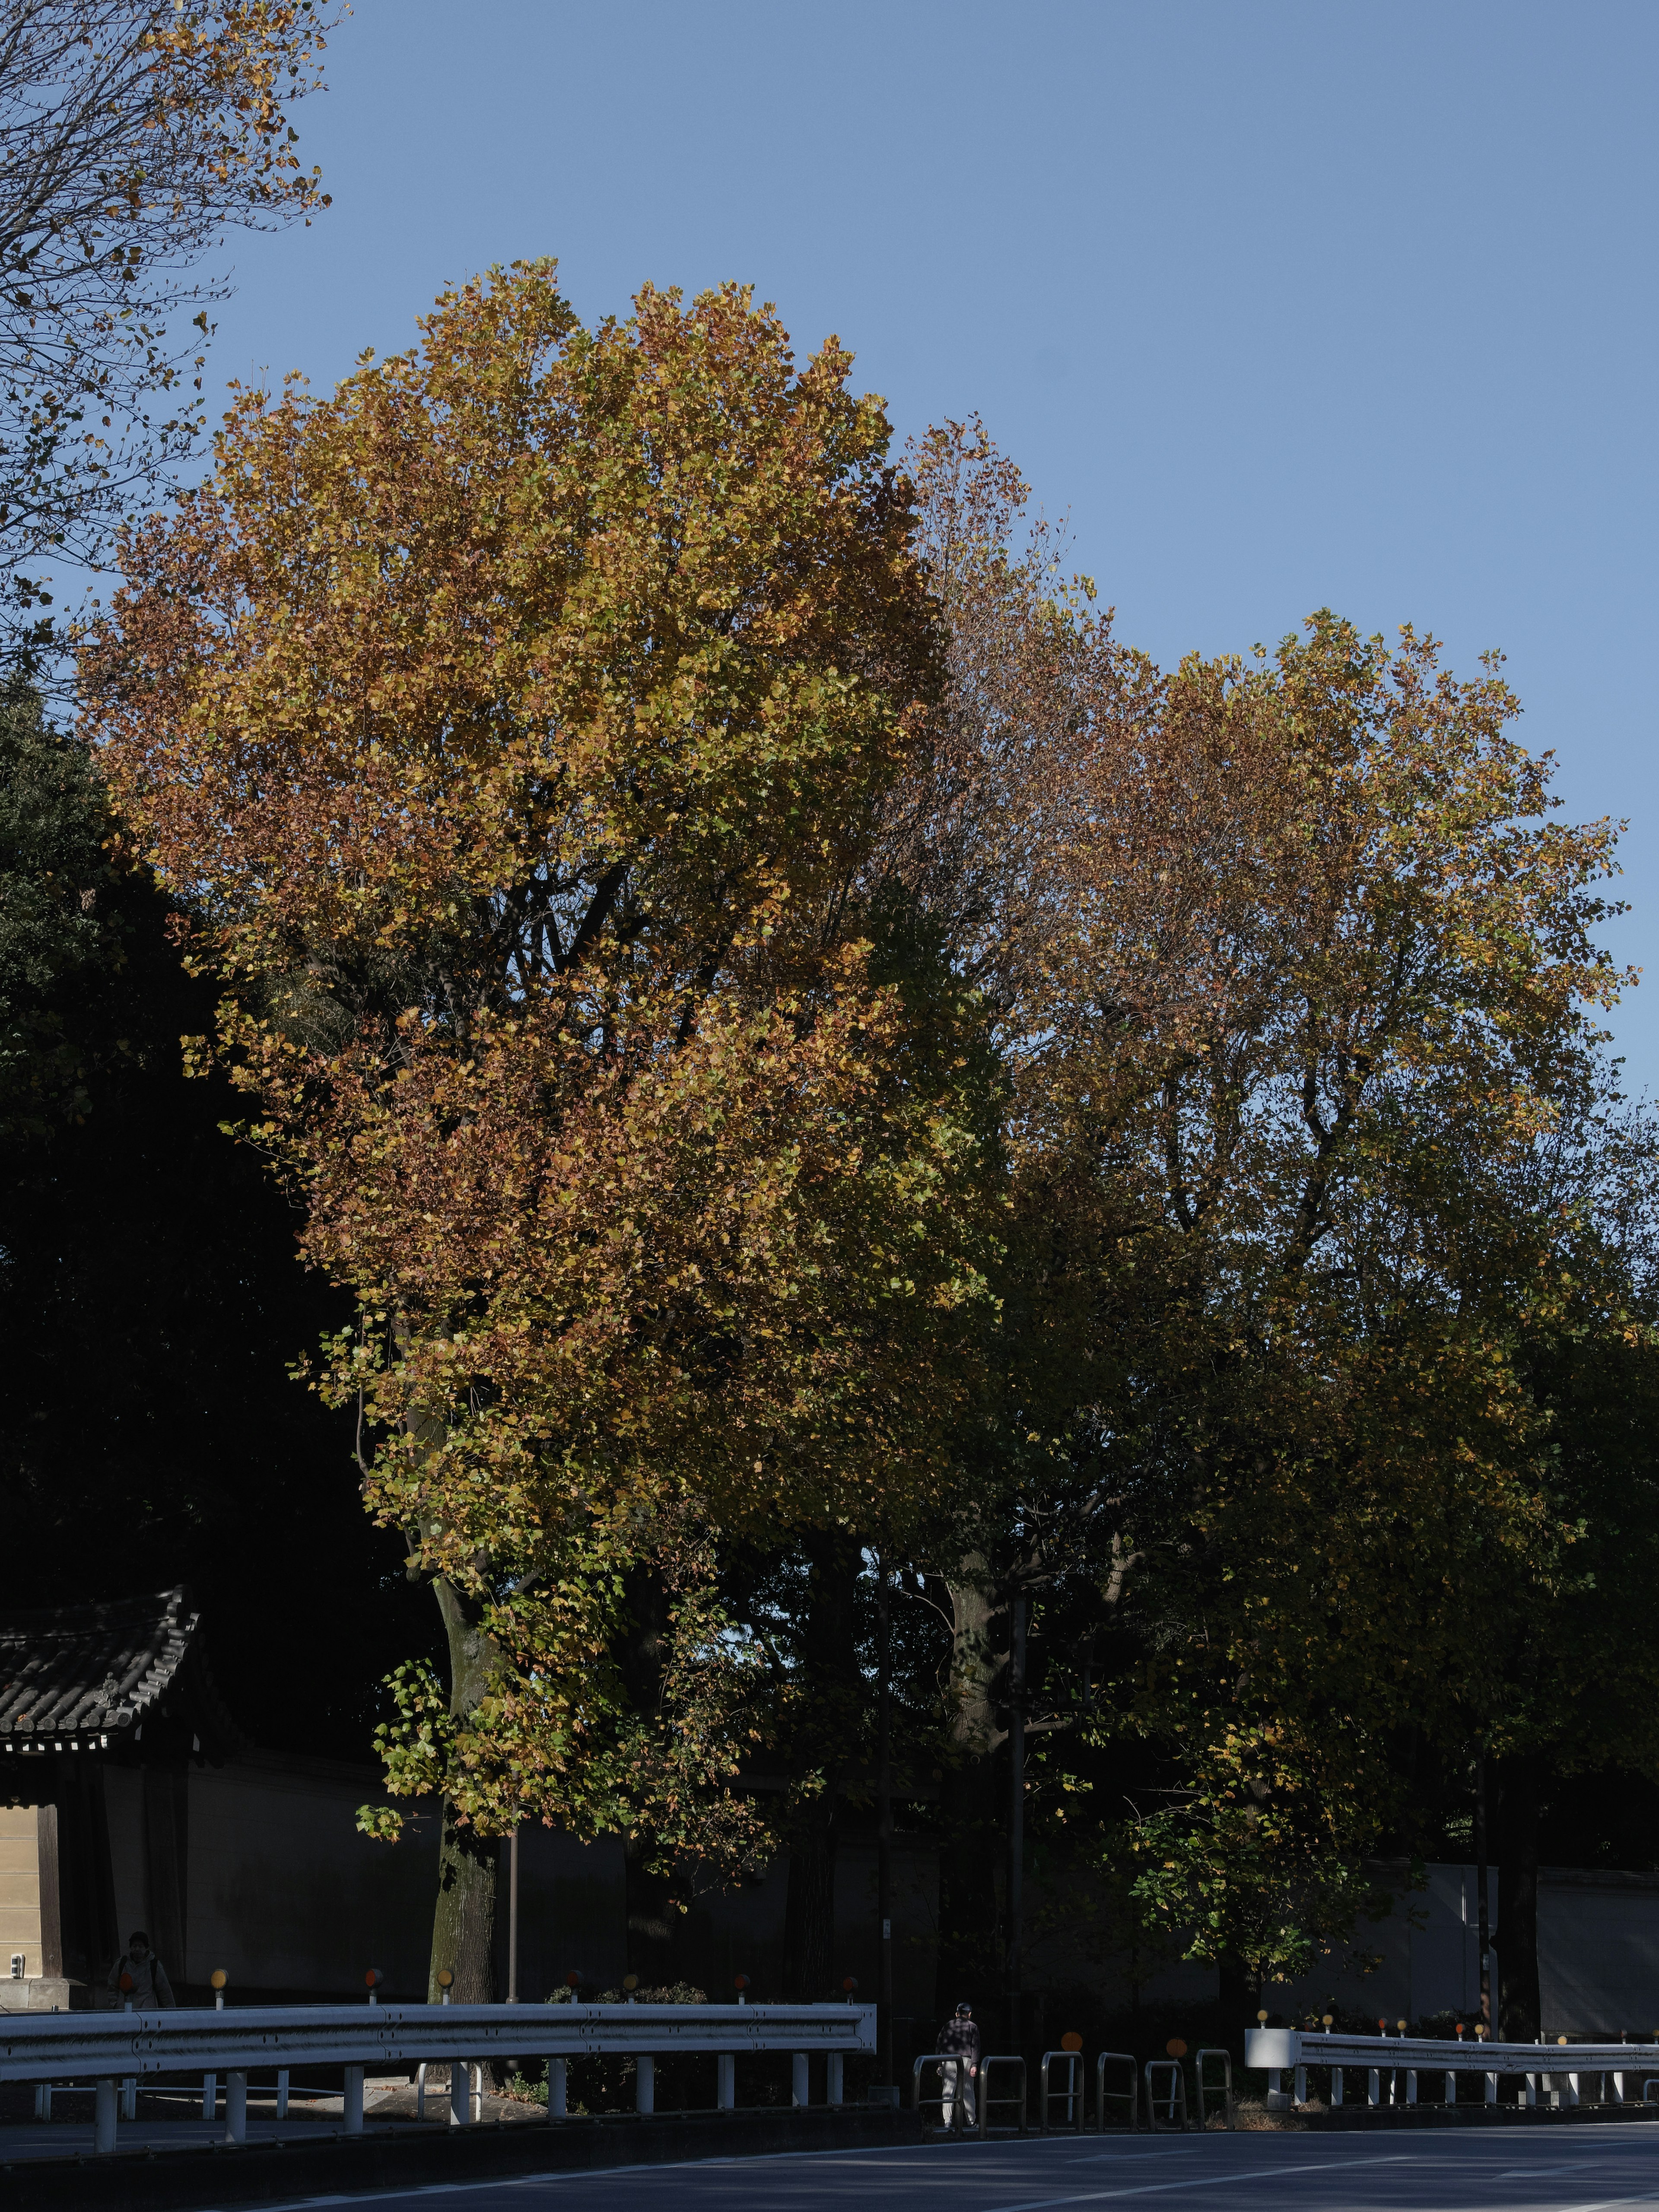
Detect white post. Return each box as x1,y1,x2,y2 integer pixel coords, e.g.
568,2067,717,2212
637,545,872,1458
1368,2067,1379,2106
793,2052,810,2107
636,2054,655,2115
277,2067,289,2119
1444,2069,1456,2105
94,2077,118,2155
1567,2071,1580,2107
1294,2064,1306,2103
1485,2069,1497,2105
1405,2069,1417,2105
1331,2066,1343,2106
827,2053,844,2104
472,2063,484,2120
548,2056,567,2117
203,2072,217,2121
121,2075,137,2120
1615,2070,1626,2104
718,2053,736,2110
449,2062,470,2126
225,2070,247,2145
343,2063,365,2135
1268,2067,1283,2103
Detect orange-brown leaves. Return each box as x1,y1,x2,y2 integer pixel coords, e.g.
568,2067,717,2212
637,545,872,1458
90,265,938,1003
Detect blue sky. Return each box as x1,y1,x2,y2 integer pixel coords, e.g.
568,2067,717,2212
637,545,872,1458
204,0,1659,1088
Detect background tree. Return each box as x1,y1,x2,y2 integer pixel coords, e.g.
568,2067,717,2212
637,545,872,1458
0,688,431,1743
0,0,334,652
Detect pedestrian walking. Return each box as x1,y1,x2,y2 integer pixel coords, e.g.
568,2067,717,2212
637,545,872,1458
107,1929,175,2009
937,1999,980,2129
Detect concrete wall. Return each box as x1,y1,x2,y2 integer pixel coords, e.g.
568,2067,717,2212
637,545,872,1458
0,1803,41,1979
1263,1862,1659,2035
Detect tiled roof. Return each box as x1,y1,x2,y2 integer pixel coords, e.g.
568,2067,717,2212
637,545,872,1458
0,1587,211,1753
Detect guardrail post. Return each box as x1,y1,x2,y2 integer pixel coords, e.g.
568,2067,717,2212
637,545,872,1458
447,2061,470,2127
121,2074,137,2120
1294,2063,1306,2104
343,2063,365,2135
1095,2050,1138,2131
1484,2068,1497,2106
277,2066,289,2119
717,2053,735,2110
1368,2065,1379,2106
975,2054,1026,2136
225,2069,247,2144
203,2070,217,2121
1331,2063,1343,2107
1443,2067,1455,2105
1405,2067,1417,2106
1195,2049,1233,2129
94,2076,117,2155
826,2052,844,2104
1144,2058,1188,2132
792,2051,809,2107
548,2056,567,2117
636,2054,655,2114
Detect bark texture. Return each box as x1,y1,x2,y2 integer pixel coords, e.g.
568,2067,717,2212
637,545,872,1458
1497,1751,1541,2043
619,1565,679,1987
428,1574,498,2003
781,1532,861,2000
932,1560,1007,2021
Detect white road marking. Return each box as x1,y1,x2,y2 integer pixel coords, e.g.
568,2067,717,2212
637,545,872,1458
981,2152,1414,2212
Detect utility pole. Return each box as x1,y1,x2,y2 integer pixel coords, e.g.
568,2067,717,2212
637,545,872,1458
1006,1592,1026,2050
1475,1750,1491,2032
877,1557,893,2089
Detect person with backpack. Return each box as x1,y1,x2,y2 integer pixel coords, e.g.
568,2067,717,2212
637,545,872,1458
937,1999,980,2129
106,1929,175,2009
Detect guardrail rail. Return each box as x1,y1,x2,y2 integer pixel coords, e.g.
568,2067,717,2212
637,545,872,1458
0,2000,876,2155
1245,2028,1659,2114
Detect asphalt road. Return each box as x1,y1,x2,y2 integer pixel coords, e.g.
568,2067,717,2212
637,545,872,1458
225,2123,1659,2212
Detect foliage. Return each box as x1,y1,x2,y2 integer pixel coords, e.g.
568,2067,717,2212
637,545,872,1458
0,1,336,645
89,264,1001,1890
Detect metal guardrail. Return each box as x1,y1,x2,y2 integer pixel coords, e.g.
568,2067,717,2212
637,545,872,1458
1245,2029,1659,2113
1195,2047,1233,2129
1039,2049,1084,2133
0,2001,875,2155
1096,2049,1138,2130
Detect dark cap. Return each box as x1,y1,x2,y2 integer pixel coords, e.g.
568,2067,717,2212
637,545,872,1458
956,2000,973,2014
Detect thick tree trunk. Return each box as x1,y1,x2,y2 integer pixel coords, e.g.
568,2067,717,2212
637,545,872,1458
619,1565,678,1989
933,1560,1007,2023
1497,1751,1541,2043
427,1574,498,2003
781,1532,860,2001
782,1813,838,1999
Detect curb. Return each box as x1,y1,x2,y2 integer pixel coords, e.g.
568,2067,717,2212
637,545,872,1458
0,2102,924,2209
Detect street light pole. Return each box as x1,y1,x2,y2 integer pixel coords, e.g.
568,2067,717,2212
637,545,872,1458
1007,1591,1026,2050
508,1827,520,2004
877,1556,893,2088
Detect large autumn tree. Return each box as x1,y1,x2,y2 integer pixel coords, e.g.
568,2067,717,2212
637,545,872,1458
88,262,999,1996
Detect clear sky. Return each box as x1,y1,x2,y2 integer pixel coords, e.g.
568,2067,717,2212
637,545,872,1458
202,0,1659,1089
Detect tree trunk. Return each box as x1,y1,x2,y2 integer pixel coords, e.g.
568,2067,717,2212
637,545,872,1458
933,1560,1007,2021
782,1814,838,1999
427,1574,498,2002
1497,1751,1541,2043
781,1531,860,2000
619,1565,678,1989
